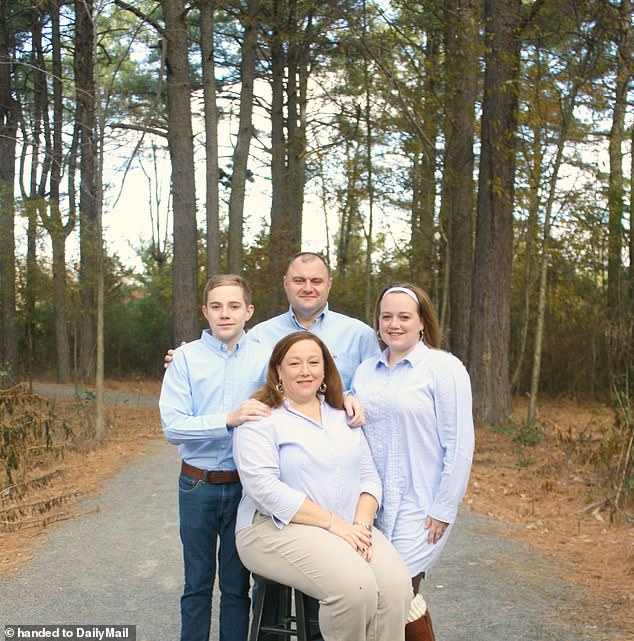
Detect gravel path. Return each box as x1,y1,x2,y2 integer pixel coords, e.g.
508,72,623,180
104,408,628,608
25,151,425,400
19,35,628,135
28,381,160,407
0,389,627,641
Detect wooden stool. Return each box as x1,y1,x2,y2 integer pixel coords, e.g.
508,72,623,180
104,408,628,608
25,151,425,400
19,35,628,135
250,575,320,641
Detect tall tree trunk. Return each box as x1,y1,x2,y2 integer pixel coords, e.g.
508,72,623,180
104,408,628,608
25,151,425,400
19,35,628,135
410,152,431,285
23,9,47,381
44,0,73,383
606,0,630,325
629,125,634,308
25,202,38,381
228,0,259,274
316,149,332,267
606,0,632,381
269,0,291,313
162,0,199,343
94,13,106,440
268,0,307,312
511,121,541,392
411,26,440,297
0,5,18,385
199,0,220,277
511,43,545,392
75,0,98,381
336,140,360,279
286,0,307,247
442,0,478,363
468,0,521,427
95,245,105,439
527,122,570,426
47,225,73,382
363,9,374,324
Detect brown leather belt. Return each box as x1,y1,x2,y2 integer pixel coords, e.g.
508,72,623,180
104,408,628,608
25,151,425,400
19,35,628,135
181,461,240,484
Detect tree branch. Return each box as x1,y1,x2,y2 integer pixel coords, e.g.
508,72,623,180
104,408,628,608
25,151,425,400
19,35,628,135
113,0,164,35
109,122,168,138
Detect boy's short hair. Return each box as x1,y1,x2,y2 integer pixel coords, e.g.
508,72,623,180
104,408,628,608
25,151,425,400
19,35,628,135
202,275,252,306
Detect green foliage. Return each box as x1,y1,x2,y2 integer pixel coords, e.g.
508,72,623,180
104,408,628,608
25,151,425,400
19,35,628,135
4,0,632,413
516,453,536,468
489,416,543,468
510,220,611,398
582,487,596,505
103,243,174,376
490,415,543,446
513,419,544,448
328,242,410,323
14,244,175,379
242,229,279,325
105,285,173,376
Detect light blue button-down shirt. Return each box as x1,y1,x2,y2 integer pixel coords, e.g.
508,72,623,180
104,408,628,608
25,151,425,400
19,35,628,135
247,304,379,389
159,329,268,470
233,399,382,532
351,341,474,574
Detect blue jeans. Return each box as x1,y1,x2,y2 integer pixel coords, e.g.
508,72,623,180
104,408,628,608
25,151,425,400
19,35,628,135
179,473,250,641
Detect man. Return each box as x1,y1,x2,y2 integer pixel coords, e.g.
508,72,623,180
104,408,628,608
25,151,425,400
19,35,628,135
247,252,379,389
160,275,271,641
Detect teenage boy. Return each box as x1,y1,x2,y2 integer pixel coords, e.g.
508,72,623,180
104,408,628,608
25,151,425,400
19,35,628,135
160,275,271,641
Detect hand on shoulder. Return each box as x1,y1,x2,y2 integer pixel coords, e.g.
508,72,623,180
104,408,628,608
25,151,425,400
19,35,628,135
163,341,186,369
227,399,272,427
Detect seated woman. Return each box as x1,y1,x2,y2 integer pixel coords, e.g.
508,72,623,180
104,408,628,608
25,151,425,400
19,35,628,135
233,331,411,641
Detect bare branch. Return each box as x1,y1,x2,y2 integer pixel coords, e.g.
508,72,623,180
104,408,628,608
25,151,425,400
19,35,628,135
109,122,168,138
113,0,164,35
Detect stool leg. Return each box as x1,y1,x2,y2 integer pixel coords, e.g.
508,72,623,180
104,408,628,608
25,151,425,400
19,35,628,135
294,590,308,641
303,595,323,641
249,581,266,641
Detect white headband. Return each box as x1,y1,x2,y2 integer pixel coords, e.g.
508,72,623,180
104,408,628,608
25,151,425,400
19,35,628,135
381,286,419,305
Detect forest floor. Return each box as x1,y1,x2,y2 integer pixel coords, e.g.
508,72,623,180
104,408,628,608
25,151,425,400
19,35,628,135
0,379,632,634
466,396,633,633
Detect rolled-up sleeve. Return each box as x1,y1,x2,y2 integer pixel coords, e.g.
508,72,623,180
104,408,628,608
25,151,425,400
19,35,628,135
359,434,382,507
233,420,306,526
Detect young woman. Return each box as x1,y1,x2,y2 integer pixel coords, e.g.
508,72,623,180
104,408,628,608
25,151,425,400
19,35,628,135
352,283,475,641
233,332,411,641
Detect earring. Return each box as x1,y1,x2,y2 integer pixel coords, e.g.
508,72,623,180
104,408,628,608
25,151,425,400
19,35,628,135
276,380,283,392
419,328,425,341
318,381,327,393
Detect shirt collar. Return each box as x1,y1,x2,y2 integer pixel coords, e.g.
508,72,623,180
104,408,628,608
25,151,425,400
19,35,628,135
288,303,329,330
281,395,327,428
201,328,247,354
377,341,429,368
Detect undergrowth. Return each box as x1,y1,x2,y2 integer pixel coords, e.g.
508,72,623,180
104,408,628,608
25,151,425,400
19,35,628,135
0,385,93,487
491,392,633,523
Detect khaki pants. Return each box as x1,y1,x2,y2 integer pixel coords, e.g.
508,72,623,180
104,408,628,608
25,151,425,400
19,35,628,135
237,513,411,641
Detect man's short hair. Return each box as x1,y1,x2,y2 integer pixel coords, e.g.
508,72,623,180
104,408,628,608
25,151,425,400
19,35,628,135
286,252,330,275
202,274,252,306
